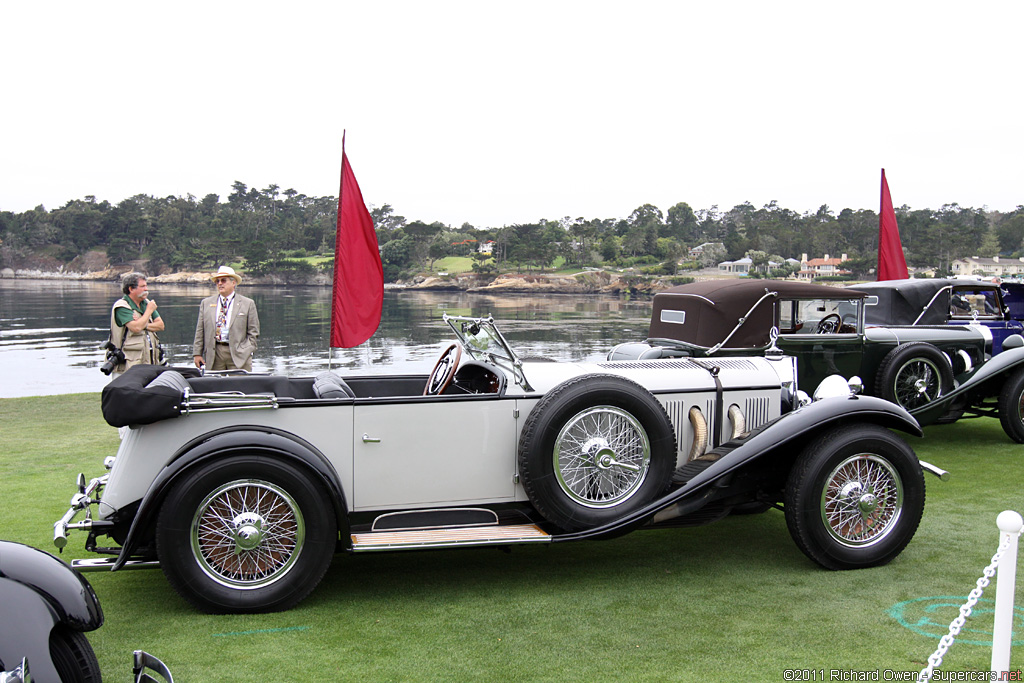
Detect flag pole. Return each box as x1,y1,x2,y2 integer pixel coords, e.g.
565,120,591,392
329,131,384,350
327,131,348,370
327,131,347,371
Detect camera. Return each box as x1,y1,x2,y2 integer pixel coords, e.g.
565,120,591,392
99,340,126,376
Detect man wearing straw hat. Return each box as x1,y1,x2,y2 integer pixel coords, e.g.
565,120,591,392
192,265,260,372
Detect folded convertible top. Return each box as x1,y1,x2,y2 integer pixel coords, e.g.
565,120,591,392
101,365,199,428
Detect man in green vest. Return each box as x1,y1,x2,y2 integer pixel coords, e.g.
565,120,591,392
108,271,165,377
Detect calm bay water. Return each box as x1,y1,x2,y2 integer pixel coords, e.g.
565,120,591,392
0,279,654,398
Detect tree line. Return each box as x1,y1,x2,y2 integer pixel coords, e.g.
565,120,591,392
2,181,1023,282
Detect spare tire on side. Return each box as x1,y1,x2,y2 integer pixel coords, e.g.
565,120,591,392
874,342,953,411
517,373,676,531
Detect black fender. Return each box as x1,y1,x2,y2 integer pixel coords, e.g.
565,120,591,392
553,394,922,542
112,426,350,570
0,541,103,681
912,345,1024,426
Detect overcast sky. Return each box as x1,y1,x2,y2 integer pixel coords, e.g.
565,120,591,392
3,1,1021,229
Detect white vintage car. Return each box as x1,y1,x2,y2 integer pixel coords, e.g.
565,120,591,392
55,315,941,614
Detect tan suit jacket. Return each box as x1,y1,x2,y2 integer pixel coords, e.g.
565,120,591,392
192,293,260,369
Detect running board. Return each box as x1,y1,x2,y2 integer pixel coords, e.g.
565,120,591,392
72,557,160,572
351,523,551,552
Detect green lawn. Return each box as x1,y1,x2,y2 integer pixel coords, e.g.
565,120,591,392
432,256,477,274
2,394,1022,681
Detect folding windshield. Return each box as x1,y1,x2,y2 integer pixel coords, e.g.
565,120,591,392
778,297,862,335
443,314,532,390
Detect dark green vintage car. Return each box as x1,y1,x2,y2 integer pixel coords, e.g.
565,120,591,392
849,277,1024,355
608,279,1024,442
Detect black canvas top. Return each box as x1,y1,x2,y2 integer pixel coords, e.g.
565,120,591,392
850,278,1004,325
101,365,200,428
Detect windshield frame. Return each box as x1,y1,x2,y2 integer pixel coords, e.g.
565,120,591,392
443,314,533,391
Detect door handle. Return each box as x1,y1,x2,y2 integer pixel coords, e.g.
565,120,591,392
362,433,381,443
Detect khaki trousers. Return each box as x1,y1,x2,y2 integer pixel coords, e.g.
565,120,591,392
212,343,252,372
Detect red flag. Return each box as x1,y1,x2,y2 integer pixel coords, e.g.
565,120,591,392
331,134,383,347
877,168,908,281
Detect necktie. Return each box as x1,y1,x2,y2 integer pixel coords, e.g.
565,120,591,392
217,297,228,341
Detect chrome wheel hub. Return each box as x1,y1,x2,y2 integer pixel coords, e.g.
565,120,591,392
555,406,650,508
232,512,265,553
838,482,878,516
821,455,903,547
894,359,942,409
583,438,641,473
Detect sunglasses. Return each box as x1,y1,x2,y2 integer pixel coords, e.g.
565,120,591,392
214,277,232,284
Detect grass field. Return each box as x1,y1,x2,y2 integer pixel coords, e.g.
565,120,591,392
2,394,1022,681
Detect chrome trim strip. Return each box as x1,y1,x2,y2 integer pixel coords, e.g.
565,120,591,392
182,392,279,415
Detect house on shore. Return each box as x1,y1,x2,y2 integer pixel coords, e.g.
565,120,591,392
952,256,1024,278
797,253,850,280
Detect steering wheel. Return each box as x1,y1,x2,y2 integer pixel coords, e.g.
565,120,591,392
816,313,843,334
424,344,462,395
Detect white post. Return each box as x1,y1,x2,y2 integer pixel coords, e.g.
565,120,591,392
991,510,1023,677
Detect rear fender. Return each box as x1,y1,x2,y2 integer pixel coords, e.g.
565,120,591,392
112,427,349,570
553,395,921,542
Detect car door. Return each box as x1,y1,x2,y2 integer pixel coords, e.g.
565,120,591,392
351,397,519,510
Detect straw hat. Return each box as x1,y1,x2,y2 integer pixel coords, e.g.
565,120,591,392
211,265,242,283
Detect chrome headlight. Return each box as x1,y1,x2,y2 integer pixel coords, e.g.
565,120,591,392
813,374,856,401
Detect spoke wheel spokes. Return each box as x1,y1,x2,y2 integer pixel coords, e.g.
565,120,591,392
894,359,942,409
820,455,903,547
554,406,650,508
191,479,305,589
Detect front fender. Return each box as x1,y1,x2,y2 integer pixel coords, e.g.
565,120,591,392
0,541,103,682
112,426,349,570
554,395,921,542
0,580,64,681
912,346,1024,425
0,541,102,630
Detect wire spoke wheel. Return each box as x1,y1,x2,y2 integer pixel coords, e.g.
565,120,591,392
519,374,675,531
820,454,903,547
191,479,305,589
785,424,924,570
554,406,650,508
893,358,942,409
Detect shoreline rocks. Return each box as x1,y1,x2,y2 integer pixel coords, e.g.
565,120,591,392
2,265,695,294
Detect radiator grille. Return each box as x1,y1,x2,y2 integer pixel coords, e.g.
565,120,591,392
663,394,773,463
742,395,772,430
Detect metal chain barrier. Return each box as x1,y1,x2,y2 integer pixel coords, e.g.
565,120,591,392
917,527,1023,682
